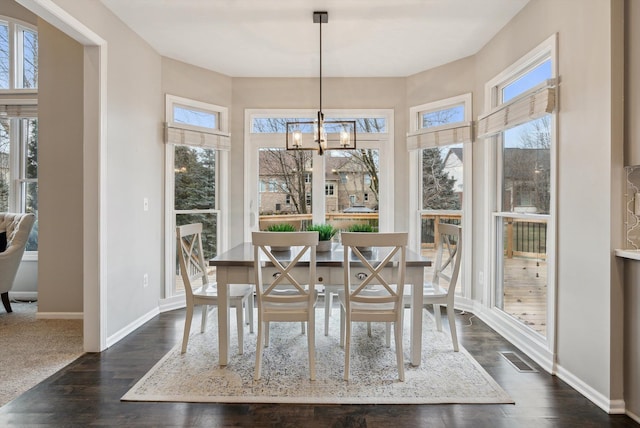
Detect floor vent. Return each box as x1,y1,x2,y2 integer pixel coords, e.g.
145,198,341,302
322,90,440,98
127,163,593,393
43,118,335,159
500,352,537,373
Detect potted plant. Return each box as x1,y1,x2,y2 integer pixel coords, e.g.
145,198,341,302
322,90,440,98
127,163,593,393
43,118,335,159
347,223,374,252
264,223,296,251
306,223,337,252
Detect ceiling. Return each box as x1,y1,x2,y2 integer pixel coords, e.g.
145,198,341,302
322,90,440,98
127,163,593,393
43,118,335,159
99,0,530,78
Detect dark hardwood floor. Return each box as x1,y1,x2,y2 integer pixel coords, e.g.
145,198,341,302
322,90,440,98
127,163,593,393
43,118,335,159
0,306,637,427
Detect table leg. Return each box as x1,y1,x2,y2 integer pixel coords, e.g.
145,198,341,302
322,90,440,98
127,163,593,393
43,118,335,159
217,267,230,366
409,267,423,366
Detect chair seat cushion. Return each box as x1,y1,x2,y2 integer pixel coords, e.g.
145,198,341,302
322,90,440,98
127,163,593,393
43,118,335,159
194,284,252,299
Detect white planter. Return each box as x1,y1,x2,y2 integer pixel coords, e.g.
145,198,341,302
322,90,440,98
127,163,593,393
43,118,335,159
317,240,332,252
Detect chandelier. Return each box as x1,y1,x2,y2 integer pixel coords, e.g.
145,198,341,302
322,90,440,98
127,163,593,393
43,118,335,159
285,11,356,155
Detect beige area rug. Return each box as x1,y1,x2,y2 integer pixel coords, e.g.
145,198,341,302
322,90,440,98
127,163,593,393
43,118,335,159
0,301,83,407
122,307,513,405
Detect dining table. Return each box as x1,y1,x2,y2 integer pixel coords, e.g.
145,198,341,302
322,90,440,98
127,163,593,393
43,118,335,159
209,242,431,367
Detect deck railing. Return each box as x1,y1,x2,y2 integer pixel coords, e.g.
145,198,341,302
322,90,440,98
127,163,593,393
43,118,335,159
258,212,547,260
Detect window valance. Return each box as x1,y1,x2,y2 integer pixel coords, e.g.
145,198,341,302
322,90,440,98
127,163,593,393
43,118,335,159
477,78,556,139
0,104,37,117
406,122,473,150
164,123,230,151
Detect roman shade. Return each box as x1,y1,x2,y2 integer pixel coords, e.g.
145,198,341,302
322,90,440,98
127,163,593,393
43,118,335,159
164,123,230,151
477,78,556,139
406,122,473,150
0,104,38,117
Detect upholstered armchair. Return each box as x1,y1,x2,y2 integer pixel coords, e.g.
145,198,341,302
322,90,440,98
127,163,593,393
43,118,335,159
0,212,35,313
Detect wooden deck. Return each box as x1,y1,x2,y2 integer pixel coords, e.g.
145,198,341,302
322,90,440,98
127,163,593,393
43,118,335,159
420,249,547,337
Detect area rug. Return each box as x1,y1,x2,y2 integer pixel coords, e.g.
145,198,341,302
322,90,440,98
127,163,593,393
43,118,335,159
0,301,83,407
122,306,513,405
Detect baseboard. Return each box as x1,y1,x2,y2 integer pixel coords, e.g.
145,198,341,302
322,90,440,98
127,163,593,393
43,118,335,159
106,306,160,348
36,312,83,320
627,409,640,423
555,364,626,414
9,291,38,301
158,295,186,313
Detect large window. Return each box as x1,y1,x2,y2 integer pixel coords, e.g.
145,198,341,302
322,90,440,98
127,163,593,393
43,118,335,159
164,95,229,299
246,110,393,239
408,94,471,297
0,17,38,90
0,17,38,252
482,35,556,347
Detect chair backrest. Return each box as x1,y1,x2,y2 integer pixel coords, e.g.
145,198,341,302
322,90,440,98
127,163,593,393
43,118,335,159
433,223,462,296
341,232,408,311
0,212,36,292
252,231,318,307
176,223,209,299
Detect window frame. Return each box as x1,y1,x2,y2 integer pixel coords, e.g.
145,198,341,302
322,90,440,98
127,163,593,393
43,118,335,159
408,93,472,304
244,108,394,239
0,16,38,93
163,94,229,303
481,33,557,366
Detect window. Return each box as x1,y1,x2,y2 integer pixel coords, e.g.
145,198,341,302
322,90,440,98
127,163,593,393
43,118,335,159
483,34,557,347
165,95,229,300
408,93,471,297
0,17,38,253
0,17,38,90
0,117,38,250
325,184,335,196
246,109,393,237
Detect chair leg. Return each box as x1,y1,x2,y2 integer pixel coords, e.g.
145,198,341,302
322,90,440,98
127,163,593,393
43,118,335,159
248,295,254,334
308,317,316,381
1,292,12,313
254,319,264,380
433,303,443,331
265,321,270,347
339,305,345,347
394,320,405,381
181,303,194,354
367,321,372,337
236,304,244,355
385,322,391,348
447,305,459,352
301,321,305,334
344,315,351,381
324,290,332,336
200,305,209,333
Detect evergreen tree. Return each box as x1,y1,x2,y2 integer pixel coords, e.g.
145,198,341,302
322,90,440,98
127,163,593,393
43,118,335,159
422,148,460,210
174,145,218,258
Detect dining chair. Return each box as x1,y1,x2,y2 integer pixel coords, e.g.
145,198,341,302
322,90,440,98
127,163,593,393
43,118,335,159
404,223,462,352
339,232,408,382
177,223,254,355
252,231,319,381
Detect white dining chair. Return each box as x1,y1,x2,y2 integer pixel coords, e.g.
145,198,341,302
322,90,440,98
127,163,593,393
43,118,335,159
252,231,319,381
339,232,408,382
404,223,462,352
177,223,254,355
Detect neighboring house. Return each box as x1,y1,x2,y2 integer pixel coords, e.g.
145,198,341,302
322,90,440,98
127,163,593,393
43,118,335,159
502,148,551,214
443,147,464,205
258,150,378,215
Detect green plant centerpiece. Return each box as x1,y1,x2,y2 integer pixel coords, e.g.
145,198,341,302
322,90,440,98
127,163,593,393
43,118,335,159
347,223,374,252
306,223,337,252
264,223,296,251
